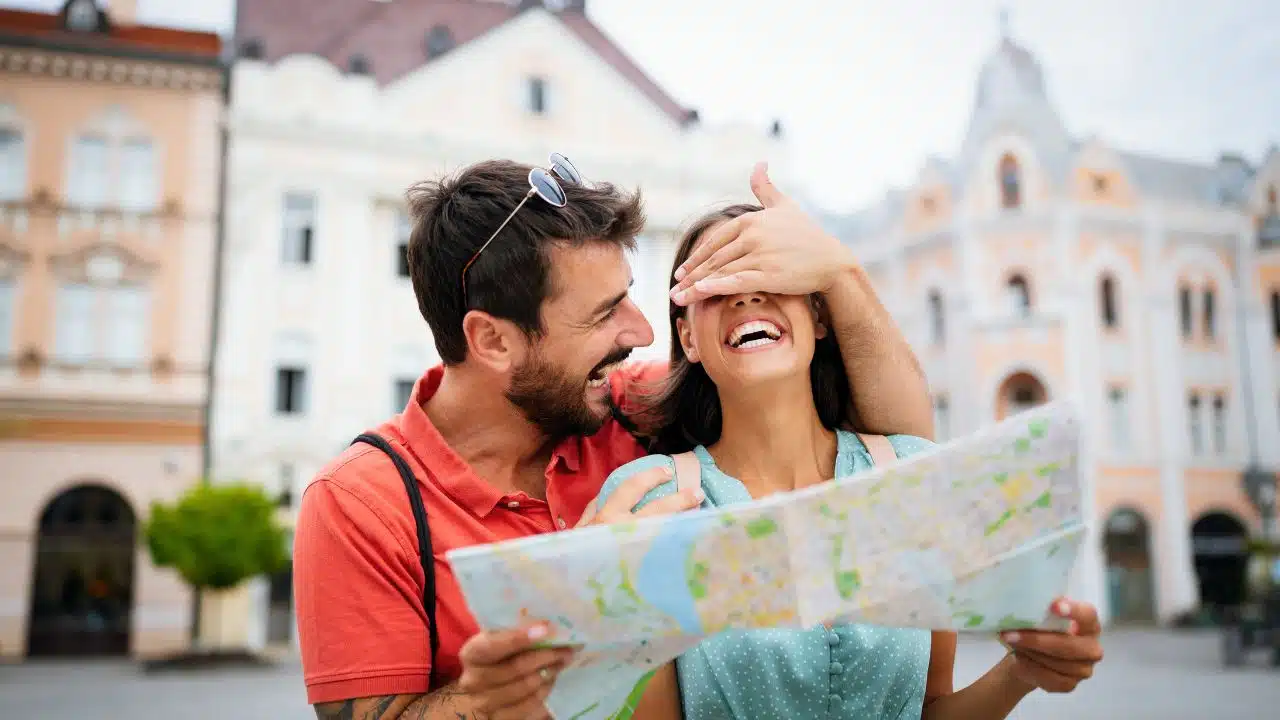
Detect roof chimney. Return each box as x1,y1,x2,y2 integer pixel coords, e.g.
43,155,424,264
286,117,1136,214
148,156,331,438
108,0,137,25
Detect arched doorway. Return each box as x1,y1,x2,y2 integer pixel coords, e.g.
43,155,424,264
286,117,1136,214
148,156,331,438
1103,508,1156,624
26,485,136,656
1190,511,1249,616
994,371,1048,421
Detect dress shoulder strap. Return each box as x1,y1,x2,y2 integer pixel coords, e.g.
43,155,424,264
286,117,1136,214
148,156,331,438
856,433,899,467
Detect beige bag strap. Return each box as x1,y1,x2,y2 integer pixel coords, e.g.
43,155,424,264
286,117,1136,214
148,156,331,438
857,433,899,467
671,452,702,494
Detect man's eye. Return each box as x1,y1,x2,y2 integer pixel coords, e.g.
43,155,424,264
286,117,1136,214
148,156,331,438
599,306,619,323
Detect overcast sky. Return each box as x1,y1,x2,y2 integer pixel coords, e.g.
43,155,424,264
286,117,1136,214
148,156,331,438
8,0,1278,211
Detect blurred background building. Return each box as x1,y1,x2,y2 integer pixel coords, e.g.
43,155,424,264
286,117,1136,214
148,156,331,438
0,0,223,659
0,0,1274,664
828,21,1280,626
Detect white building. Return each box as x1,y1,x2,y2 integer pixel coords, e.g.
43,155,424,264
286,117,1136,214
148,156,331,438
207,0,786,649
827,25,1280,626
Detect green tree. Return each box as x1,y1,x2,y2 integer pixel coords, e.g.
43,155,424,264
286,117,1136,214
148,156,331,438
145,482,289,591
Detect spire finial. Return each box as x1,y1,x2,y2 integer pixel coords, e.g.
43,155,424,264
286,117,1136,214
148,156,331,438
999,6,1011,38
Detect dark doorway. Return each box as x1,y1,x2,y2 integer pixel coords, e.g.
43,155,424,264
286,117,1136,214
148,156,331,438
27,485,136,656
1103,508,1156,624
1190,511,1250,615
265,562,293,646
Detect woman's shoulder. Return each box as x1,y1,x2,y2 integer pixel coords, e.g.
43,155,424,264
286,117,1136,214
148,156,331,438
837,429,937,464
596,454,680,509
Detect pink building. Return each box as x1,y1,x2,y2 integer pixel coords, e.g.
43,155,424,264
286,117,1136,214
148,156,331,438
0,0,223,659
836,27,1280,625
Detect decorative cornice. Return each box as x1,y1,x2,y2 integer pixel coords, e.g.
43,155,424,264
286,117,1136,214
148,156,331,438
0,45,222,92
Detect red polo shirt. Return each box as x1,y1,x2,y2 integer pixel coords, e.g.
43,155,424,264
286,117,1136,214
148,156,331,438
294,362,664,704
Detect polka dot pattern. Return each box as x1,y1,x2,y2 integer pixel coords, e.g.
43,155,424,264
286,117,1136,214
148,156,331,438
597,432,937,719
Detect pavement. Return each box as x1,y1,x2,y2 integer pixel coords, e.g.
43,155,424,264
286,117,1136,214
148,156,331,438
1,630,1276,719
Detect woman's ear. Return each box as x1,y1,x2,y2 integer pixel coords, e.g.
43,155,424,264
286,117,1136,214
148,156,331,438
677,317,700,363
814,321,829,340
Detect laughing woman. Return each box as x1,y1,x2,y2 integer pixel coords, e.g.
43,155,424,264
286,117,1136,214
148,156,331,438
594,204,1104,719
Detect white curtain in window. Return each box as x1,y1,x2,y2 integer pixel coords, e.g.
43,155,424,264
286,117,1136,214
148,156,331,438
68,135,110,208
1108,389,1130,454
0,279,14,357
282,192,316,264
0,128,25,201
55,284,95,361
105,284,151,365
118,138,157,212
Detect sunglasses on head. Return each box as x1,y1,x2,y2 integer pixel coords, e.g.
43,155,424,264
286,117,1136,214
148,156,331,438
461,152,583,308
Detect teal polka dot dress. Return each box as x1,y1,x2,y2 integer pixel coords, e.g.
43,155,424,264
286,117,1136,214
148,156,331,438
596,431,936,720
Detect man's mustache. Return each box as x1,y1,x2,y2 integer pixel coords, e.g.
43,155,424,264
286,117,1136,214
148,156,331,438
592,348,632,373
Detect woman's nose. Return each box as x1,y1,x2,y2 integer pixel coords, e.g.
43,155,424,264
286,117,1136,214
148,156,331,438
729,293,766,307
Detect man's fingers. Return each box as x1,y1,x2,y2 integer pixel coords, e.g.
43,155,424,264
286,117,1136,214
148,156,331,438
458,624,553,667
474,651,571,711
749,161,787,208
635,487,704,517
491,683,556,720
672,238,751,293
601,465,673,515
673,215,747,284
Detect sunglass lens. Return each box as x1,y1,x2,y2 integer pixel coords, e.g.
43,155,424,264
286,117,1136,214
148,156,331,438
530,168,567,207
549,153,582,185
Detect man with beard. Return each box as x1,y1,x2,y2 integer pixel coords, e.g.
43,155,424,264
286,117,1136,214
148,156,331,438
295,156,933,720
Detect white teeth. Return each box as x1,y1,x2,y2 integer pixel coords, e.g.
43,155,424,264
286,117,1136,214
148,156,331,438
727,320,782,348
587,362,621,387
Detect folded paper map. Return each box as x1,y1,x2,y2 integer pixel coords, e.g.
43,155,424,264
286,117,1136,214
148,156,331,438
447,402,1086,720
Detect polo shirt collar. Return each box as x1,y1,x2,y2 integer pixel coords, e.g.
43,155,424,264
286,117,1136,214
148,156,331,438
398,366,580,518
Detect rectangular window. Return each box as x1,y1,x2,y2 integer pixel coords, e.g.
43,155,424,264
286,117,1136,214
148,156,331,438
1202,290,1216,340
1188,392,1203,456
395,211,411,278
118,138,157,212
393,377,416,413
105,285,150,365
275,366,308,414
1211,394,1227,455
278,462,295,508
0,127,26,201
68,135,109,208
1178,287,1193,338
1107,387,1130,455
0,279,14,358
282,192,316,266
528,76,547,114
933,395,950,442
54,284,95,362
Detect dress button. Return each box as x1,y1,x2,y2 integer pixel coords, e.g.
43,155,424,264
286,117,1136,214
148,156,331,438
506,501,520,509
828,694,843,705
828,661,844,675
557,517,567,529
827,632,840,647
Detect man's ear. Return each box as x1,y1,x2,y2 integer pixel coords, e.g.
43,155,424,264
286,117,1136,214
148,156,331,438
677,317,700,363
462,310,524,372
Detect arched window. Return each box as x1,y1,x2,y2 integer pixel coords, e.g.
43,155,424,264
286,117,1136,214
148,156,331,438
0,124,26,201
927,290,945,344
1099,274,1119,328
998,154,1021,209
1178,284,1193,338
1188,392,1203,455
1270,290,1280,341
1202,288,1216,340
1268,185,1278,214
1006,273,1031,317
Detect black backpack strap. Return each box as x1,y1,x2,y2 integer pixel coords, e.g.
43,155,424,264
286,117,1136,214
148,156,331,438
351,433,439,687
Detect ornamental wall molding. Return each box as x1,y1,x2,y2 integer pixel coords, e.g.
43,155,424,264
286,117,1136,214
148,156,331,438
0,47,222,92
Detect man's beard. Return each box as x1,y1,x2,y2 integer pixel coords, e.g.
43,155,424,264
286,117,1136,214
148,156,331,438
506,347,631,439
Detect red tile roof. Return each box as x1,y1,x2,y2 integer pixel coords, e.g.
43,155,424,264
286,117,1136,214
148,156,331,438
235,0,691,124
0,7,221,59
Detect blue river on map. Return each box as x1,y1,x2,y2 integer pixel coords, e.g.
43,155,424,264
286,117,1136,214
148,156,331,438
634,517,706,635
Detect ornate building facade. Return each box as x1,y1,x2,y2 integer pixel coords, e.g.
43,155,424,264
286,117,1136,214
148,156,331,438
0,0,223,658
207,0,785,650
831,26,1280,625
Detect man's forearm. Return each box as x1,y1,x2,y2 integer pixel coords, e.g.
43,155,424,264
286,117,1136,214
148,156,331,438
314,686,484,720
823,263,934,439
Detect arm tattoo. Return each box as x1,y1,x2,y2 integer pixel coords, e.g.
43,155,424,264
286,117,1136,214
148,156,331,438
313,695,397,720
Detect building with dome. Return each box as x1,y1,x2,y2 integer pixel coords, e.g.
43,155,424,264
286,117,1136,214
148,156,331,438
830,21,1280,625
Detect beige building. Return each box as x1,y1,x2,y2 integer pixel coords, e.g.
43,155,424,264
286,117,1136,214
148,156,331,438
833,25,1280,626
0,0,223,659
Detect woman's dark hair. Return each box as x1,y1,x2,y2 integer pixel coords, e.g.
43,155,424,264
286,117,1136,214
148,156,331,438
624,204,856,454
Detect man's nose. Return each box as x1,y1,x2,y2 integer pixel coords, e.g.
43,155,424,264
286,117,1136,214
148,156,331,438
618,297,654,348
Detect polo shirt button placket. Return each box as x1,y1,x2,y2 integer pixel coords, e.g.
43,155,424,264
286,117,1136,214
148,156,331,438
506,500,520,510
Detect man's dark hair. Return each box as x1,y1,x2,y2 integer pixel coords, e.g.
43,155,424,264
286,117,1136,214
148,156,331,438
405,159,644,364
